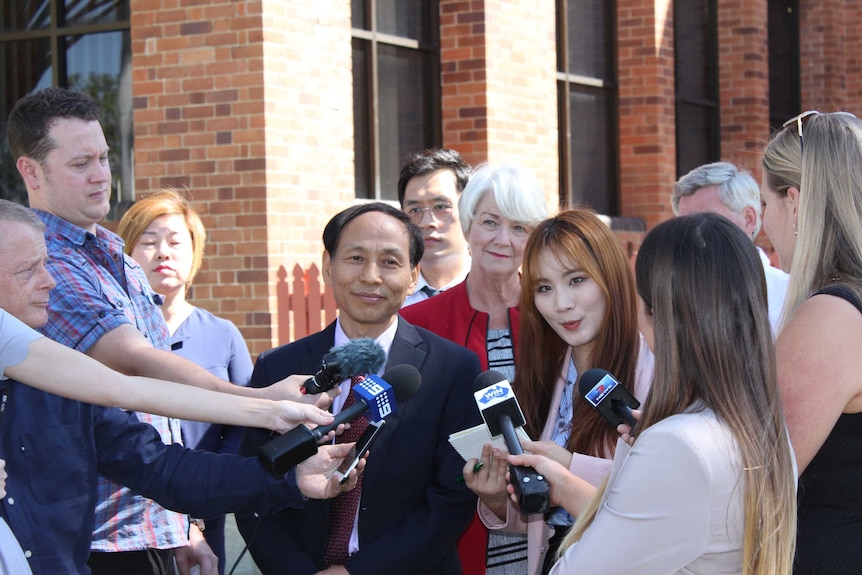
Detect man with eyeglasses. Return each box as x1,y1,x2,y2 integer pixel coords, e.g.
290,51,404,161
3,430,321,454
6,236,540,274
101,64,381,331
397,149,472,307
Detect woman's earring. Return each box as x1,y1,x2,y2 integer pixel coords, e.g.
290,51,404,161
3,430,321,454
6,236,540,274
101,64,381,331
793,222,798,236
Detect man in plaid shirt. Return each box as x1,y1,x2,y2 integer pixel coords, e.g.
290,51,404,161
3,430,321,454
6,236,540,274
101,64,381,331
6,87,315,575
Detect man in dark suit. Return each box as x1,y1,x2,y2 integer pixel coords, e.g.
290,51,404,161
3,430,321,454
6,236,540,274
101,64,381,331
238,202,482,575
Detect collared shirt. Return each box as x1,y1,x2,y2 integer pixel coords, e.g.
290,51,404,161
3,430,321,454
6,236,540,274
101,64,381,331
330,318,397,556
0,376,307,575
757,247,790,334
170,307,252,454
33,210,187,552
401,263,470,308
0,311,37,574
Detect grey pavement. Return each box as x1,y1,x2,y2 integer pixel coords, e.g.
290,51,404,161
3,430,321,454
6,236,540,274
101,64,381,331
224,514,262,575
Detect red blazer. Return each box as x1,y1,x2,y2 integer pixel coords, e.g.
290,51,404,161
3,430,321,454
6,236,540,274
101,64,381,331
400,278,520,575
400,279,520,372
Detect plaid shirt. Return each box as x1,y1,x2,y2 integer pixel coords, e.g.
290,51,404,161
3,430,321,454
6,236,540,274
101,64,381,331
34,210,188,552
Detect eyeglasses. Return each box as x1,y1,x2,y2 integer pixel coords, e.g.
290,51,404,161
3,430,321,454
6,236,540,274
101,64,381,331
405,203,454,224
782,110,858,154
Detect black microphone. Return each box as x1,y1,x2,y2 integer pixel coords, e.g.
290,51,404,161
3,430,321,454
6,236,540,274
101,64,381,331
578,368,640,428
301,338,386,394
473,371,550,515
258,364,422,478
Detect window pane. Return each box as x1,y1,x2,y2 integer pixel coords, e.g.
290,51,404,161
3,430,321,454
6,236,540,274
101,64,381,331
676,102,717,177
66,31,133,209
353,38,371,199
352,0,368,30
377,44,431,201
0,38,52,205
768,0,799,130
566,86,615,214
376,0,430,42
674,0,714,100
0,0,50,33
64,0,129,27
566,0,612,81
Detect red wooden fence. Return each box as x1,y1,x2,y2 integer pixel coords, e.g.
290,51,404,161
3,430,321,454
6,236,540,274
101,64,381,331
276,263,338,345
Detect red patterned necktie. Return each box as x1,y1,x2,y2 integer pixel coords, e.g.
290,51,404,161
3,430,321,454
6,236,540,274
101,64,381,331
322,375,369,568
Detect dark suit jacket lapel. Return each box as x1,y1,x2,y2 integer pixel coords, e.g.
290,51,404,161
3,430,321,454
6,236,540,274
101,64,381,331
360,318,427,488
386,317,427,371
301,322,337,366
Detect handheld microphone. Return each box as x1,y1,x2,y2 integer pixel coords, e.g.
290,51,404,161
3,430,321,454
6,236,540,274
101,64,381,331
258,364,422,478
473,371,550,515
578,368,640,428
301,338,386,394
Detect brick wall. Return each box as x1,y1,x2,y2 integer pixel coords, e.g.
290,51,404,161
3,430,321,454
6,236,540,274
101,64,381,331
127,1,862,355
616,0,676,229
799,0,862,113
131,0,353,355
717,0,769,176
256,0,354,354
440,0,559,214
131,0,270,355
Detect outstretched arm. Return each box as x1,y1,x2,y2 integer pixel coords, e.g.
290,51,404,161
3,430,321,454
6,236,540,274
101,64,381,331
6,336,334,433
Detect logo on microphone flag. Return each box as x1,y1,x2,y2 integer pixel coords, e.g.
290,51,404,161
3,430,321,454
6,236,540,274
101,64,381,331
355,375,396,421
584,373,619,407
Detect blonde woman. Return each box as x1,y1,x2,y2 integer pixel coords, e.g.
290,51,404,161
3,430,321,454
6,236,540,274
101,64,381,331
761,110,862,573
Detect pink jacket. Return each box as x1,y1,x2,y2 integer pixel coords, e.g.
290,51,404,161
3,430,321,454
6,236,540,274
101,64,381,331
477,338,655,575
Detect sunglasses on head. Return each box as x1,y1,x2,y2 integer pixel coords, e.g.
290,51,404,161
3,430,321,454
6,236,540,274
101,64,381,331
783,110,858,153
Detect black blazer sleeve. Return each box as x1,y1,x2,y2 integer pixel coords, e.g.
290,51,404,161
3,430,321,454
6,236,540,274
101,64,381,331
345,334,482,575
237,331,332,574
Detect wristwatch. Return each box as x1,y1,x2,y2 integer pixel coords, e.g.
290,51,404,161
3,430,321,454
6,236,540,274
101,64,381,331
189,517,206,533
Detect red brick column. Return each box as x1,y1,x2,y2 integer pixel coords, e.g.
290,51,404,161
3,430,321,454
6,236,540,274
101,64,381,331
799,0,862,113
131,0,353,355
440,0,558,211
717,0,769,175
616,0,677,228
439,0,489,166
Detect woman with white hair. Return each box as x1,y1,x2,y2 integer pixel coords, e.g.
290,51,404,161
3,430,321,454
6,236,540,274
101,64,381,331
401,162,548,575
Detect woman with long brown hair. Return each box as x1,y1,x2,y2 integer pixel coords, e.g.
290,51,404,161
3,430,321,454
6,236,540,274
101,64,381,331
463,209,653,575
511,213,796,575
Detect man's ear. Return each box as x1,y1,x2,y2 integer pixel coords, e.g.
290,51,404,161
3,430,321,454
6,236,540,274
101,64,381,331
408,263,419,294
741,205,758,238
16,156,42,190
321,250,333,286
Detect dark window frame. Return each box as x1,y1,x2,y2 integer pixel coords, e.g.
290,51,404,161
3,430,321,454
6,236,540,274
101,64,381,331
351,0,441,201
673,0,719,178
768,0,800,131
556,0,620,215
0,0,131,213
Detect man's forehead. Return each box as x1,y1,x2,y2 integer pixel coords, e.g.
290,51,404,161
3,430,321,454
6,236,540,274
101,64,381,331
46,118,107,149
338,214,411,252
405,170,458,198
0,224,46,265
339,238,409,255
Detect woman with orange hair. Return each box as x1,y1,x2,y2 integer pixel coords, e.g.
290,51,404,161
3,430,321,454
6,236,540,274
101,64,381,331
463,209,653,575
119,190,252,575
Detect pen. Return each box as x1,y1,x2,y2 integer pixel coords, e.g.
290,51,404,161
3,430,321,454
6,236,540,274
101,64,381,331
455,461,485,482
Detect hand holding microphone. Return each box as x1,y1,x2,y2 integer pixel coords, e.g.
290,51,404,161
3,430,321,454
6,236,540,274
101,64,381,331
301,338,386,395
473,370,550,515
578,368,640,430
258,364,421,478
505,451,597,518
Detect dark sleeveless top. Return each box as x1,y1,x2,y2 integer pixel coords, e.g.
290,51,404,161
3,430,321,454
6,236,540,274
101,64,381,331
794,285,862,574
